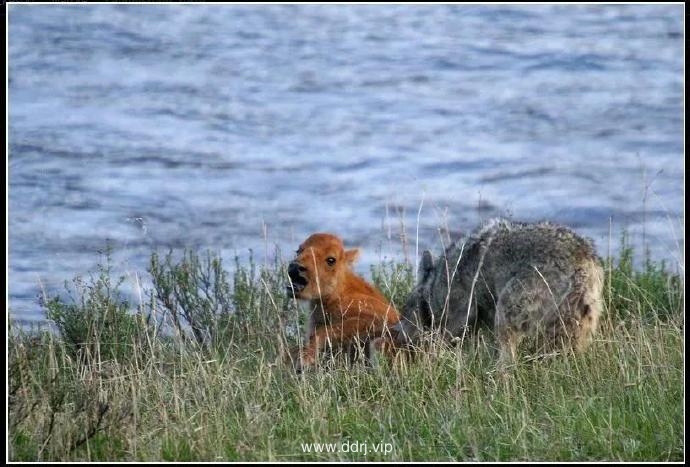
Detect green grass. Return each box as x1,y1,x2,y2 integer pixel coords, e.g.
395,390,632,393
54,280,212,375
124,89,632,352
7,243,684,461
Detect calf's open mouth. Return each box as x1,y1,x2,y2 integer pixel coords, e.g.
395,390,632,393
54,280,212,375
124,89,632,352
287,271,309,295
287,276,307,295
287,262,308,296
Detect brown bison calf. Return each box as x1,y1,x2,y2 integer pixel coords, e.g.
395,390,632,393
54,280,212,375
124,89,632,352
286,233,400,371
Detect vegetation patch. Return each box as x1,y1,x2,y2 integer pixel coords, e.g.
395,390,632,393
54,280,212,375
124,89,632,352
8,239,684,461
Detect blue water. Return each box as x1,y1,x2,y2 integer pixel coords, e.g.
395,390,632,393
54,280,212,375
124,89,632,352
8,5,685,323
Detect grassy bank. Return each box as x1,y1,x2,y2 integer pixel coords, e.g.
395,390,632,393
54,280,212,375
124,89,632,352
7,244,684,461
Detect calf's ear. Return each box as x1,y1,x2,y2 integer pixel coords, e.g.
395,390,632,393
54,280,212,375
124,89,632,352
344,248,360,266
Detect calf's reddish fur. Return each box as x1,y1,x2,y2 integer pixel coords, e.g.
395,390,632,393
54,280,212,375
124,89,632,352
287,233,400,370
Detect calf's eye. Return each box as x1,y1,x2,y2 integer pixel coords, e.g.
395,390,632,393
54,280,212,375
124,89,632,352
326,257,336,266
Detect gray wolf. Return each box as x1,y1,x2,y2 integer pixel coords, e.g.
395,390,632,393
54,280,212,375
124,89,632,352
385,218,604,366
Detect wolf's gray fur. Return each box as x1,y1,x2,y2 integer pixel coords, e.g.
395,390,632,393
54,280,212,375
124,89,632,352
395,218,604,365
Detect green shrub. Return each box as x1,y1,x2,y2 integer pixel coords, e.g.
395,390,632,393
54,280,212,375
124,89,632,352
43,247,148,364
149,248,294,355
605,234,684,322
149,249,233,347
370,260,415,311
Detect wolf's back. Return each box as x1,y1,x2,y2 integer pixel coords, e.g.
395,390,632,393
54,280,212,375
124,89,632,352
398,218,603,350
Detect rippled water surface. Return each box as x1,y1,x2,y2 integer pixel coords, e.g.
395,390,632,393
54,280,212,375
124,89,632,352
8,5,685,322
